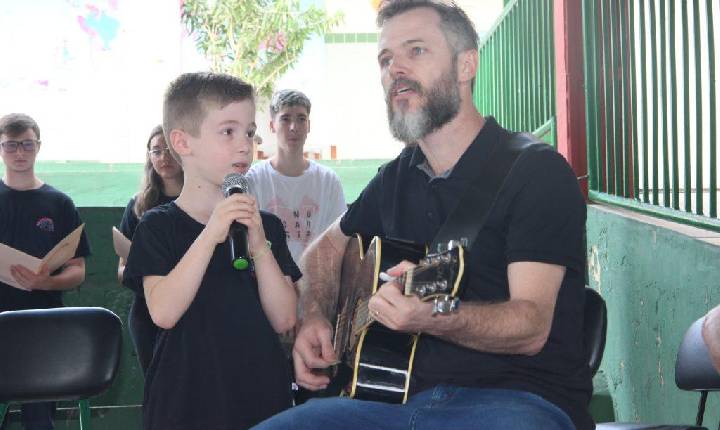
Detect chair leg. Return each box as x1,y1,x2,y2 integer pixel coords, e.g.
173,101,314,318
696,391,707,426
0,403,7,427
78,400,91,430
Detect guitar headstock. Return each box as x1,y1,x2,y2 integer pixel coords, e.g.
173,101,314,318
402,241,464,299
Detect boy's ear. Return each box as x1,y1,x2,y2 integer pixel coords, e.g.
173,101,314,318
169,129,191,156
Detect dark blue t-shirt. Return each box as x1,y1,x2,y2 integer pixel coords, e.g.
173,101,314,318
339,117,592,430
123,202,301,430
0,181,91,312
119,193,175,242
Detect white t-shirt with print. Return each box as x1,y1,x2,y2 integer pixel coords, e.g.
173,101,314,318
247,159,346,264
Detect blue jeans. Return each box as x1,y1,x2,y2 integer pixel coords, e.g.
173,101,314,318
252,386,574,430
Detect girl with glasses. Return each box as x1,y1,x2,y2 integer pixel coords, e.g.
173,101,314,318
117,125,183,374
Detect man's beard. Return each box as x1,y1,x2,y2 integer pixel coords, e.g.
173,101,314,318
385,64,461,145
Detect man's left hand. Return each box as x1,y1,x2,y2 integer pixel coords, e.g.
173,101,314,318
10,264,52,291
368,261,434,333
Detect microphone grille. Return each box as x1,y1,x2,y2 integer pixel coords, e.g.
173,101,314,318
222,173,249,197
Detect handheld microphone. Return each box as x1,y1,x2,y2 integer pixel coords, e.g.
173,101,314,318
221,173,250,270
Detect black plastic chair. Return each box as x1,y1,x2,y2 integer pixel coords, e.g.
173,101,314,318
585,287,608,376
597,316,720,430
0,307,122,430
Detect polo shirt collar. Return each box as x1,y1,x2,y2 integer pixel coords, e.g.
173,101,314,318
410,116,503,180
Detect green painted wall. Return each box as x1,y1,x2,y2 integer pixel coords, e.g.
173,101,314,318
587,204,720,425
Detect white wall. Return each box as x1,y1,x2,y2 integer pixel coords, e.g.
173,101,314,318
0,0,502,162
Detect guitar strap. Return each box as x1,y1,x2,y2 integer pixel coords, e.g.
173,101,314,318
429,132,544,254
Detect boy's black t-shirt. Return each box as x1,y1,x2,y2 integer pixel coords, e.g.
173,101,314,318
0,181,91,312
339,117,593,430
123,202,301,430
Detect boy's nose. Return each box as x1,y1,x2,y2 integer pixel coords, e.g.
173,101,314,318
235,136,252,152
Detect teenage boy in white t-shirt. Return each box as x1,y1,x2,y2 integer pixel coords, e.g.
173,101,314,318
247,90,346,265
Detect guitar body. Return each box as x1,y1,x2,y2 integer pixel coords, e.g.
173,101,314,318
350,324,418,403
332,236,464,403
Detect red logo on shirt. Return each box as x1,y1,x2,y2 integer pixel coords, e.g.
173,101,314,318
36,217,55,232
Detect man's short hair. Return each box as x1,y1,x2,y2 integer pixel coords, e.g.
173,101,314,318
163,72,255,163
376,0,479,56
0,113,41,140
269,89,312,119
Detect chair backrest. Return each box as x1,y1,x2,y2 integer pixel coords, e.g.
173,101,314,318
584,287,608,376
0,307,122,403
675,316,720,391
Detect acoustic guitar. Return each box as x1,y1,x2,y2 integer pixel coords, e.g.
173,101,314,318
328,235,465,404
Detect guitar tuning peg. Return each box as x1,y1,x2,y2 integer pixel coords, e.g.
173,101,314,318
438,280,448,291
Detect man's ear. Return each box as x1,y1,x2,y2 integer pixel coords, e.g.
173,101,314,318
457,49,478,84
169,129,191,156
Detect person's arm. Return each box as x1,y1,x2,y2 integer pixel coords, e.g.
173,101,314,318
292,219,349,390
118,197,139,284
370,260,564,355
702,305,720,373
298,219,348,322
143,227,216,329
117,257,126,283
252,245,297,334
145,193,295,331
10,257,86,291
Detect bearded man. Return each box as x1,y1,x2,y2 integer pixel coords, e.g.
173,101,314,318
254,1,592,429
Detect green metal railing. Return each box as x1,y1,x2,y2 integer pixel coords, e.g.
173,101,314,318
475,0,556,144
583,0,719,228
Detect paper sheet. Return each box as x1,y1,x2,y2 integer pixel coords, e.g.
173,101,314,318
112,226,131,260
0,224,85,291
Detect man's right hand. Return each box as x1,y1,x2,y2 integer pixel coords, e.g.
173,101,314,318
292,316,337,391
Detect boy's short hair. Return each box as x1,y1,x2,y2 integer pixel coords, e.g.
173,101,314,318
0,113,41,140
269,89,311,119
163,72,255,163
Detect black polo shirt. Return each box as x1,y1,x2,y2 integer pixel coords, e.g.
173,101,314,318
340,117,592,429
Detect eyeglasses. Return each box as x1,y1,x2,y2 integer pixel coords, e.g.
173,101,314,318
148,147,172,158
0,139,40,153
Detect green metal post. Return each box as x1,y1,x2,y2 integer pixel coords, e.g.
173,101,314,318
669,0,679,209
649,1,659,205
640,0,649,203
659,1,670,207
602,0,614,194
708,0,717,217
583,0,598,191
682,0,691,211
79,400,92,430
693,0,703,214
0,403,7,427
616,0,628,197
629,0,639,199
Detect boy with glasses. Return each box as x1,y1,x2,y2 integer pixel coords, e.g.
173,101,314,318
0,113,91,430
